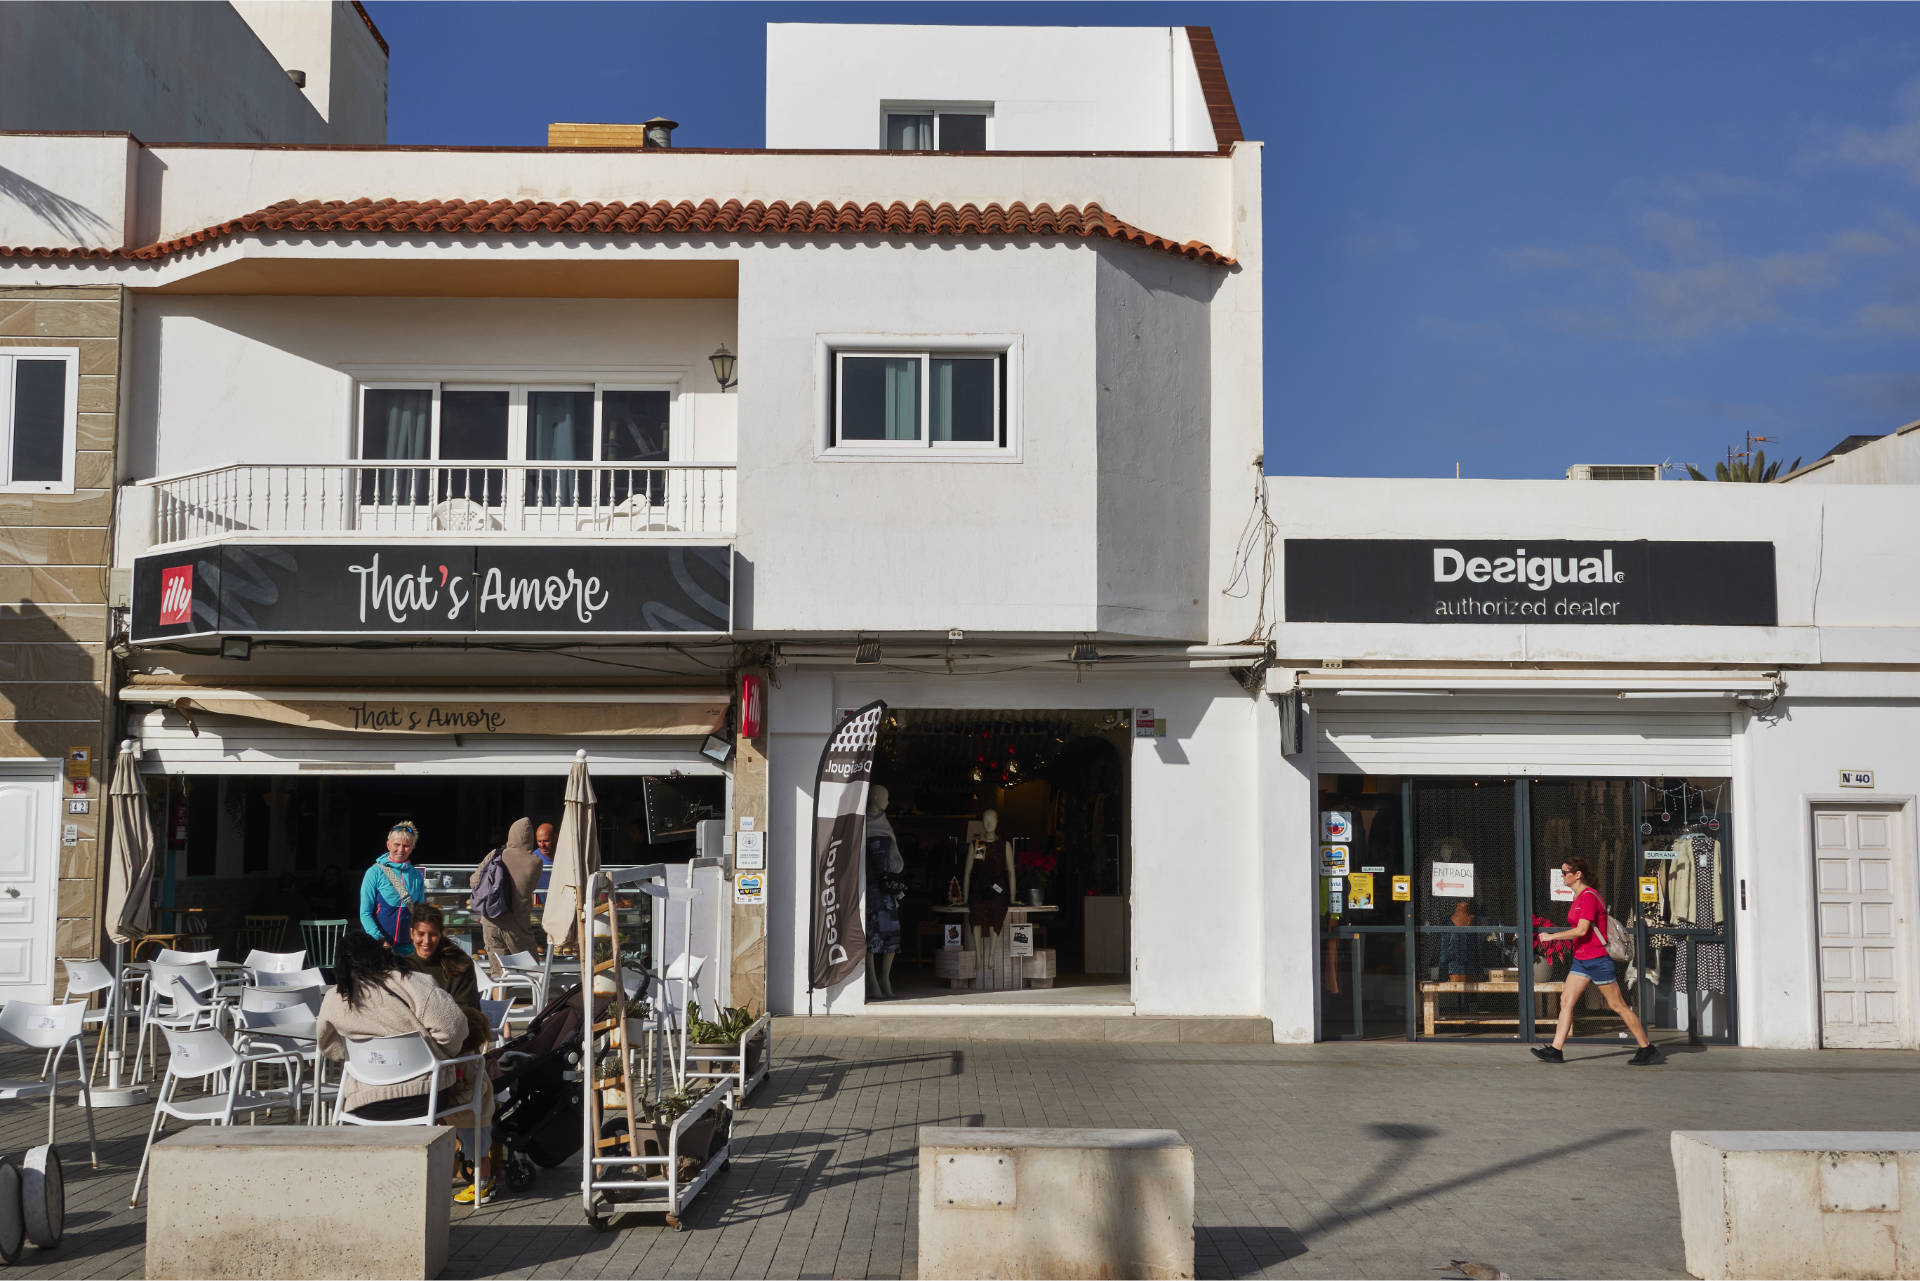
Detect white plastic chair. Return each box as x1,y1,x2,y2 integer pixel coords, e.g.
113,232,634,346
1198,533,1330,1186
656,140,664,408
0,1001,97,1168
54,959,114,1082
153,948,222,965
332,1033,486,1205
479,999,515,1044
242,949,307,973
238,986,323,1016
232,1006,317,1102
249,967,326,990
130,1026,302,1206
133,965,221,1083
480,950,540,1012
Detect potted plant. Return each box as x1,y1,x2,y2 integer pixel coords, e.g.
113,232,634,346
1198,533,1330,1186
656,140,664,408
1529,914,1572,982
686,1002,764,1075
1014,848,1058,906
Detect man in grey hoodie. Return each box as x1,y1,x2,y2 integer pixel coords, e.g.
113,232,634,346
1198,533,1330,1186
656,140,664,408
470,816,545,966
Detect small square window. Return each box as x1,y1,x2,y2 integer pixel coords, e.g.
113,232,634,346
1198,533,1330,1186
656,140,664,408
831,349,1006,451
882,105,993,152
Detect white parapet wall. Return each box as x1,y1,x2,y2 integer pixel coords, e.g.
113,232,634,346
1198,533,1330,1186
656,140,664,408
146,1126,455,1280
917,1126,1194,1280
1672,1131,1920,1280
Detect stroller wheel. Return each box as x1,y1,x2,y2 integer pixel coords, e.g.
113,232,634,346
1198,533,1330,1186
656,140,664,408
501,1153,537,1196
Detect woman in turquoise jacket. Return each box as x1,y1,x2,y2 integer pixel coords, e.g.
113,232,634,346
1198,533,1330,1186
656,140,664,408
359,821,427,955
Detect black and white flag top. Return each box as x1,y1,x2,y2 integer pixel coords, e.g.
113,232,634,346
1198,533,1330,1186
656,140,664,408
808,700,886,991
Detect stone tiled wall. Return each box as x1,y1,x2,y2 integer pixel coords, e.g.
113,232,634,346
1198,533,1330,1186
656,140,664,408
0,286,122,970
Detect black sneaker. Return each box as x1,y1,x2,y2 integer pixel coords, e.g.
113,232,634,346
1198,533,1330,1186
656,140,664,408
1628,1045,1660,1066
1529,1046,1564,1063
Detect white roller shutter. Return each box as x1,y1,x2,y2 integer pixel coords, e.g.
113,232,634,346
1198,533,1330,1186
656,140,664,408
1314,702,1733,776
127,708,719,777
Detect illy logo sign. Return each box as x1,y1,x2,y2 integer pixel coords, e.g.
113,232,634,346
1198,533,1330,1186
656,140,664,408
158,566,193,626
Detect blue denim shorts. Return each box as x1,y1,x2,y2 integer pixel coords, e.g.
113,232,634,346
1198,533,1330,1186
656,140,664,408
1570,955,1618,985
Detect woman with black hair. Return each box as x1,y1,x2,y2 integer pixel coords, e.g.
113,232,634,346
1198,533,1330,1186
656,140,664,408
318,928,500,1201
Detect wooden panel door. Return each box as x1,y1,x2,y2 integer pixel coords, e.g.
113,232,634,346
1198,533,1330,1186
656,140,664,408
1815,807,1908,1049
0,774,56,1003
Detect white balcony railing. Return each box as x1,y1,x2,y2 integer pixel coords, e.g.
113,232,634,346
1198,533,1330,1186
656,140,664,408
141,462,736,548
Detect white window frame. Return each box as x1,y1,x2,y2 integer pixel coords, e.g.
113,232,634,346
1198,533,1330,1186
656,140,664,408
818,334,1021,462
0,347,80,494
354,377,682,465
879,101,995,151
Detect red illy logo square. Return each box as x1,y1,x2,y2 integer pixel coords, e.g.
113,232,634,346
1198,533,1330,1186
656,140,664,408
158,566,193,626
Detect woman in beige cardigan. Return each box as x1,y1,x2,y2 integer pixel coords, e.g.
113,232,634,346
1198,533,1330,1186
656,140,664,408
318,929,500,1202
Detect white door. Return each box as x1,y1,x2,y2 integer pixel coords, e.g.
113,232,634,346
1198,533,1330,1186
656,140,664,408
0,772,58,1003
1815,806,1909,1049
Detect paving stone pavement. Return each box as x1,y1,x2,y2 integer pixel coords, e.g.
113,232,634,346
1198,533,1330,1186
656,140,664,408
0,1030,1916,1279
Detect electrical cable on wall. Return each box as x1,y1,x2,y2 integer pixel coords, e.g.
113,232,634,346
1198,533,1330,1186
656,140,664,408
1221,454,1276,645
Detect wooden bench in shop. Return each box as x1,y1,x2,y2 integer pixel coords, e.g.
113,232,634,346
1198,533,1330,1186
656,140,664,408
1419,979,1563,1037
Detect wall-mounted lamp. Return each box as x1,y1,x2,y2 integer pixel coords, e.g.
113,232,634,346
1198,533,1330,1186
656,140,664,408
854,639,882,665
701,734,734,765
220,635,251,661
709,343,738,391
1069,641,1100,663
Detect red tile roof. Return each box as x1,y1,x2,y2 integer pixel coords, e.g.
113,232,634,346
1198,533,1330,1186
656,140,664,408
1185,27,1245,149
0,197,1233,266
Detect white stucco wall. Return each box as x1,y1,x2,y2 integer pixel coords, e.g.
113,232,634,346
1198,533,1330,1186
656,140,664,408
0,1,382,145
1740,696,1920,1050
765,24,1219,152
0,134,137,251
764,668,1265,1019
1781,425,1920,487
734,241,1102,636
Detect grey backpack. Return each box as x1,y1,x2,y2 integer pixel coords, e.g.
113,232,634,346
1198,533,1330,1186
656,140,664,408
468,850,512,920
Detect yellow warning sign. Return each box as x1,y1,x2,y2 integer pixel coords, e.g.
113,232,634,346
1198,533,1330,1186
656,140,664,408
1347,872,1375,910
1392,874,1411,902
1639,875,1659,903
65,747,90,780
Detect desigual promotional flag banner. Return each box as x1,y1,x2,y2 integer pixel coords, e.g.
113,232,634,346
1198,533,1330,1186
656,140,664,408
808,700,886,992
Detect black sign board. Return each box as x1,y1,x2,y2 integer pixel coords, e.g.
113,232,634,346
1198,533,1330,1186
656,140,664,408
132,542,731,642
1284,540,1777,626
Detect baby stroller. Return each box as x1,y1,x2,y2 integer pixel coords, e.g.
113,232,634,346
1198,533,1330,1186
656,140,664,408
485,983,611,1194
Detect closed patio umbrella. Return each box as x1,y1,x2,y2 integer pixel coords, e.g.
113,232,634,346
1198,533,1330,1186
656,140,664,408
104,741,155,944
541,749,599,953
97,741,154,1105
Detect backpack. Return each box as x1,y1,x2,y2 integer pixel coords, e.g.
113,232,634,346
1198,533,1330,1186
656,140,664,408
1583,889,1632,964
468,849,513,920
374,863,414,945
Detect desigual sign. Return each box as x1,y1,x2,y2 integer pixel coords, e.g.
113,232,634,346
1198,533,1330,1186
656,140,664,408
131,542,731,641
1284,539,1777,625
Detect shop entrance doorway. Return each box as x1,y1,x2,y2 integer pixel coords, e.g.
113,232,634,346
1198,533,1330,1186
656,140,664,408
1318,774,1737,1044
865,709,1131,1007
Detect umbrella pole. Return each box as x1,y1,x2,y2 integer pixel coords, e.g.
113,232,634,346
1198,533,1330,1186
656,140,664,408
91,938,149,1107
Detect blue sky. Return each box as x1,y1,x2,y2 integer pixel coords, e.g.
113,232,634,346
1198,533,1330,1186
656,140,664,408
368,2,1920,479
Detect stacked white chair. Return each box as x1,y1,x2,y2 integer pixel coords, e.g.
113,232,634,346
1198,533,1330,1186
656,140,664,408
249,967,326,990
133,966,221,1082
242,949,307,973
0,1002,97,1167
129,1026,303,1206
52,959,114,1082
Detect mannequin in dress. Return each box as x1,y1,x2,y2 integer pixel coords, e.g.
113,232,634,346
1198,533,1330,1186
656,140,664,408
864,785,905,999
961,807,1017,952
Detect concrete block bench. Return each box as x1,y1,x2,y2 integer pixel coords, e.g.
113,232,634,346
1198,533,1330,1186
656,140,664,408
1673,1131,1920,1279
917,1127,1193,1280
146,1126,455,1280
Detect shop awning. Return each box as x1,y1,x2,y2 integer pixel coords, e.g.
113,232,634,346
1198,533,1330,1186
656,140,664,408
118,682,728,737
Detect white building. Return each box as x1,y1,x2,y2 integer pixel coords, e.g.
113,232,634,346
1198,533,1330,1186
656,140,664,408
0,1,387,148
0,20,1267,1026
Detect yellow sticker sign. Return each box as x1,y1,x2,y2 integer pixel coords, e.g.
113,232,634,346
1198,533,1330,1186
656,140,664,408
1639,875,1659,903
1392,874,1411,902
65,747,90,780
1347,872,1375,910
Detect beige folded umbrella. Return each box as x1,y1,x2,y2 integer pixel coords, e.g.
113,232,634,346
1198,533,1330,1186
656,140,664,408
104,741,156,944
541,750,600,952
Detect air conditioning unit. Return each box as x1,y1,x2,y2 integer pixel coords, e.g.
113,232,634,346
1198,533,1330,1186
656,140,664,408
1565,464,1663,481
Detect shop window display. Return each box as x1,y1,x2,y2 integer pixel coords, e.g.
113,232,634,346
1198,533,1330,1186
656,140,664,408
1317,773,1736,1044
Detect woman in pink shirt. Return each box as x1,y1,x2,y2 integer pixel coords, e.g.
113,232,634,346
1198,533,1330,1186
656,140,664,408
1530,855,1659,1066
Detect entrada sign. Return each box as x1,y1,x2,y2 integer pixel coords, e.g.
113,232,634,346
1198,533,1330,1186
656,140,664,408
132,542,731,641
1284,539,1777,626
